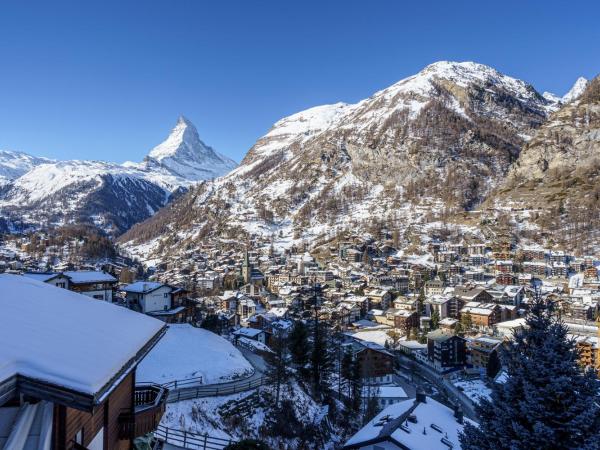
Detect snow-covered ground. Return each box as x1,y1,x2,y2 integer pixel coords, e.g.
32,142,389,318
137,324,253,385
453,378,492,404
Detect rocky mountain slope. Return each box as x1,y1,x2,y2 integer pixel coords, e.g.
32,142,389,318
490,75,600,251
121,61,571,259
0,117,236,234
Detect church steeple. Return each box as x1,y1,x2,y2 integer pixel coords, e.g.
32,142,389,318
242,249,251,284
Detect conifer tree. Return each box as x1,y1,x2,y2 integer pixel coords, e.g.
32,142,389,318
288,320,309,377
265,328,289,407
460,299,600,450
460,310,472,333
310,312,333,397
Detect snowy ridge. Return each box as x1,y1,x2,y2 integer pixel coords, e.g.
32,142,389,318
0,149,51,185
246,61,553,162
562,76,589,103
0,117,235,234
122,60,559,261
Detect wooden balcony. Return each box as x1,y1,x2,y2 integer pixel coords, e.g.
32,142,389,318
118,383,168,439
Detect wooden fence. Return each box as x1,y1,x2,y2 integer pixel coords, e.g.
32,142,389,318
154,425,237,450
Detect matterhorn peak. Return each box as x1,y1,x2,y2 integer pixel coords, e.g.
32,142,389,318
145,116,237,181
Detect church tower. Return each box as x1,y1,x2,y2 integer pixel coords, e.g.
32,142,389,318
242,250,251,284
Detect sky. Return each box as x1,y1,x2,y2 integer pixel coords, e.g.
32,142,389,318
0,0,598,163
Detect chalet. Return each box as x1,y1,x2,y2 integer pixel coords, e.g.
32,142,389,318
343,392,475,450
460,303,502,329
392,310,419,335
122,282,191,323
361,386,408,410
468,336,502,377
23,271,118,302
454,286,493,304
427,330,467,372
496,272,517,286
354,344,395,385
424,278,445,296
364,288,392,310
0,274,167,450
233,327,269,345
571,335,599,371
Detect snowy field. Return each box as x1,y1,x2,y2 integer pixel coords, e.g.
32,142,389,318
137,324,253,385
453,378,492,404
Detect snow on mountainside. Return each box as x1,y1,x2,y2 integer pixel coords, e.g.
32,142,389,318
562,77,589,103
0,117,236,234
490,75,600,252
542,76,589,109
0,150,51,185
142,116,237,180
121,61,558,260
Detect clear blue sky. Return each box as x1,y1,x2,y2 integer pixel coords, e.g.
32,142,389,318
0,0,598,163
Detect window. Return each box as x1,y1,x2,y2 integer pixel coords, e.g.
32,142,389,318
56,282,66,288
75,428,84,445
164,292,169,298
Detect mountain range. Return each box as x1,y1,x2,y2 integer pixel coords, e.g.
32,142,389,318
119,61,596,262
1,60,596,259
0,116,236,234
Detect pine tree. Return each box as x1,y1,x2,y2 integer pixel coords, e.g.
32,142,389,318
341,348,354,398
310,312,333,397
265,328,289,407
460,310,472,333
460,299,600,450
430,309,440,330
417,288,425,315
288,320,309,377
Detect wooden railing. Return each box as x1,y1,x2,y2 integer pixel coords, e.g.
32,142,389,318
154,425,236,450
166,376,266,403
118,384,168,439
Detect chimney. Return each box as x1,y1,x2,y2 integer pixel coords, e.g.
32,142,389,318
416,388,427,404
454,403,464,424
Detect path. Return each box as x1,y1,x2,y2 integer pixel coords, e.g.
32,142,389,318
166,347,267,403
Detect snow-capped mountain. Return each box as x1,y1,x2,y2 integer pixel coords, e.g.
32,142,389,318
562,76,589,103
140,116,237,180
542,76,589,108
0,150,52,186
0,117,236,234
120,61,558,259
491,76,600,248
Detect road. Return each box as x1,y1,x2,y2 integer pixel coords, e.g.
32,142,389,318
396,354,479,421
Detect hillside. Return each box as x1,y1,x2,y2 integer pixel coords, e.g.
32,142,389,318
120,61,562,260
489,76,600,253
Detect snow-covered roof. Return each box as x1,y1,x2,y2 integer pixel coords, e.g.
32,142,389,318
362,386,408,399
22,271,117,284
344,396,475,449
0,274,165,397
233,327,264,338
62,271,117,284
122,281,168,293
22,272,63,282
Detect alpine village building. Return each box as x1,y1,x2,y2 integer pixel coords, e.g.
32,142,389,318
0,274,168,450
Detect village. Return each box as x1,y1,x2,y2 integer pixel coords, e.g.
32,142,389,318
0,225,599,449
